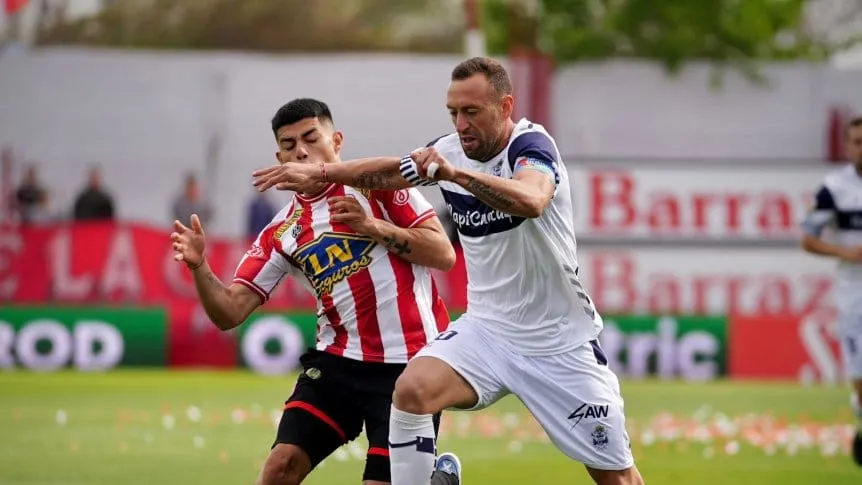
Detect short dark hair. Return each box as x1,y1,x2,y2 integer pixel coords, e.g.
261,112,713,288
271,98,333,137
848,116,862,135
451,57,513,98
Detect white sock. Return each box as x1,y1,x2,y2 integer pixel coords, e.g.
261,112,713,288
389,406,436,485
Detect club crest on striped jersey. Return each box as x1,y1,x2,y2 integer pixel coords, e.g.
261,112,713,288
274,208,304,242
393,189,410,206
293,232,376,296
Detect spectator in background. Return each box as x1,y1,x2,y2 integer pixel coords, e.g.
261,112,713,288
73,166,115,221
246,191,277,240
172,173,212,226
30,191,58,225
15,165,46,225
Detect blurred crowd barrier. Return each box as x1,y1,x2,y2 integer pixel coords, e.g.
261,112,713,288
1,48,859,236
0,48,853,382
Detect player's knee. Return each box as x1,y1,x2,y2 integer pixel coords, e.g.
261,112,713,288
257,444,311,485
392,372,437,415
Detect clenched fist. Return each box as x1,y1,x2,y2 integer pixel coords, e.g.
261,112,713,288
411,147,456,182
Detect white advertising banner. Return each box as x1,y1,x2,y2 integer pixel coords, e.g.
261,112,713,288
577,248,837,316
568,165,834,241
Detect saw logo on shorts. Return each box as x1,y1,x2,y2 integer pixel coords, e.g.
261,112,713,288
567,403,609,428
293,232,376,296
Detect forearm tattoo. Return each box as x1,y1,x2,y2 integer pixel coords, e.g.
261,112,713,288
382,235,412,256
352,170,401,190
464,176,516,208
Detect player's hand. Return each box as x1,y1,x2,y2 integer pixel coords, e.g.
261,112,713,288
838,246,862,263
328,196,378,235
252,162,325,193
171,214,207,269
411,147,456,182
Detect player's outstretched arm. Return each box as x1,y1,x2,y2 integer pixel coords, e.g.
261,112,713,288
452,168,554,219
171,215,261,330
328,157,413,190
801,233,862,263
191,262,262,331
409,147,554,218
253,157,412,194
328,196,456,271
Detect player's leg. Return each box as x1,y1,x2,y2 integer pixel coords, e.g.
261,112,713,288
363,399,457,485
852,377,862,466
514,340,643,485
257,353,364,485
356,361,443,485
389,319,509,485
840,314,862,465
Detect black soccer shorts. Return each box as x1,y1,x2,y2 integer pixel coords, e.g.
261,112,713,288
273,349,441,482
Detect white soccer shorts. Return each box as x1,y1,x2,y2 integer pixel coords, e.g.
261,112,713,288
839,311,862,380
415,314,635,471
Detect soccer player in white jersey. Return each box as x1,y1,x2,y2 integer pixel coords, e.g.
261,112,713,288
172,98,462,485
253,58,644,485
801,116,862,466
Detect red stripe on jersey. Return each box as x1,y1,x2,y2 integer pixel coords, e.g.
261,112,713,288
408,209,436,228
321,291,345,355
293,198,345,354
369,188,438,356
431,279,449,332
388,253,426,359
234,217,290,298
293,199,315,247
329,186,384,362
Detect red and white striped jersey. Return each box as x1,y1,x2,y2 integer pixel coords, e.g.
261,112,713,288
234,183,450,364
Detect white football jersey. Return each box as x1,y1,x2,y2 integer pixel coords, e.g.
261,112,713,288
801,164,862,315
401,118,603,355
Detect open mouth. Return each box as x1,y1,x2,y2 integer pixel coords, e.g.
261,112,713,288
460,136,478,149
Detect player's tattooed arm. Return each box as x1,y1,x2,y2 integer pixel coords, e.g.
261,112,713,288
453,168,554,218
364,217,455,271
190,262,261,331
328,157,413,191
462,176,517,209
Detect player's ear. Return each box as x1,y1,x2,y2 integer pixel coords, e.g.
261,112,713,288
274,151,282,164
332,131,344,155
501,94,515,119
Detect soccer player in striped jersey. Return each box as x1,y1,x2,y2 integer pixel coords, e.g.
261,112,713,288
171,98,461,485
253,58,643,485
801,116,862,466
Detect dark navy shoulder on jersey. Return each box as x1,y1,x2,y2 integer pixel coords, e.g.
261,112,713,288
507,131,560,186
807,185,862,231
813,186,837,211
426,134,449,148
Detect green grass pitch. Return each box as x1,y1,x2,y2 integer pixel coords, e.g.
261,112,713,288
0,371,860,484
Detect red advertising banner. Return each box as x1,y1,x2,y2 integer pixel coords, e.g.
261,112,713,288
728,310,843,383
0,223,469,366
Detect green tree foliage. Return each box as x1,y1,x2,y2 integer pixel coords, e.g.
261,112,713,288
37,0,463,53
483,0,862,83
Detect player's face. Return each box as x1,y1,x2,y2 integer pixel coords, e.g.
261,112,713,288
447,74,514,162
274,117,343,166
846,125,862,167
